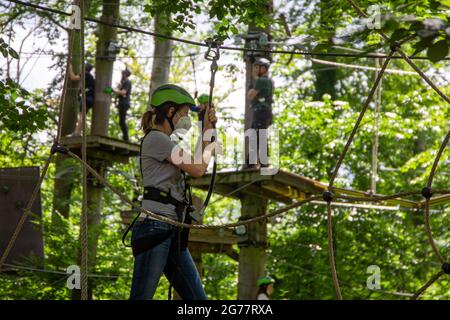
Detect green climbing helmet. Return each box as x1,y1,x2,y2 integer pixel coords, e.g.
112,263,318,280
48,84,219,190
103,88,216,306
257,276,275,287
197,93,210,105
253,57,271,68
151,84,196,108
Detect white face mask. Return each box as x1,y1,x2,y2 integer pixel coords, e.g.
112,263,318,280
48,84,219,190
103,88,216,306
174,115,192,132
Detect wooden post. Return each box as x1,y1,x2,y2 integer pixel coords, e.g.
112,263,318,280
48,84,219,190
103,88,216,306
52,0,94,225
174,196,203,300
244,1,272,166
240,0,271,300
52,15,82,224
238,194,268,300
91,0,119,137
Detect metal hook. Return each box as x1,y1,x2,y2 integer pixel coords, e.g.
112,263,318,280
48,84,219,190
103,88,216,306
204,39,221,62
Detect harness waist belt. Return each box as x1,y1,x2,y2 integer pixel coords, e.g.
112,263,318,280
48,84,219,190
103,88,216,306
143,186,185,207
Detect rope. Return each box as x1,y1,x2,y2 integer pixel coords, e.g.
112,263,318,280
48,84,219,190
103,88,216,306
346,0,449,301
199,40,220,216
326,203,343,300
328,52,393,188
3,263,130,279
411,270,445,300
0,155,53,270
7,0,450,61
423,200,445,264
334,191,423,203
79,0,88,301
280,258,416,298
0,10,75,271
70,150,322,229
311,58,419,76
18,51,204,59
55,30,74,142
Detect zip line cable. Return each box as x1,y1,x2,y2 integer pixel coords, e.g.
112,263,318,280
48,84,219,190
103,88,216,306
14,50,424,76
6,0,450,61
16,51,204,59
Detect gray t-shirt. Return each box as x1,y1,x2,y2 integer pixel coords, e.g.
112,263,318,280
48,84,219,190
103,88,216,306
140,130,185,221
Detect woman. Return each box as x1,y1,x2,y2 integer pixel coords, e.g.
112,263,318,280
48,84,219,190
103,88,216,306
130,84,218,300
256,276,275,300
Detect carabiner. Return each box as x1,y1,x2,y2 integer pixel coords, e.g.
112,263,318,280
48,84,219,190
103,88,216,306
204,38,221,62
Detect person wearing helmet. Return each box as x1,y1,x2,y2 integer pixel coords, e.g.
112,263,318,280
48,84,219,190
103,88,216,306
191,93,210,123
111,69,132,142
67,62,95,137
129,84,218,300
246,57,274,169
256,276,275,300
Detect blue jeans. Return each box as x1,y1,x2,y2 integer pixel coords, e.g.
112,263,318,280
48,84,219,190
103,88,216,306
129,218,207,300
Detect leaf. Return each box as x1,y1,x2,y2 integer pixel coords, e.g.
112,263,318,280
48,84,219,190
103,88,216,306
441,0,450,8
390,28,409,43
412,35,437,56
8,48,19,59
427,39,449,62
409,21,423,32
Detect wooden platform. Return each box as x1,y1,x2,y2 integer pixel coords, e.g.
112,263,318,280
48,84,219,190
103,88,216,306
59,135,139,163
188,168,418,208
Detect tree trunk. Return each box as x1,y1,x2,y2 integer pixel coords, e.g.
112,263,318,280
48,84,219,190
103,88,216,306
52,4,82,225
91,0,119,137
147,12,173,108
174,196,203,300
71,0,120,300
239,0,272,300
244,0,272,165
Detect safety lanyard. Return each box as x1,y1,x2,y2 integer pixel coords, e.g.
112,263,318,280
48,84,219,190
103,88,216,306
199,39,220,216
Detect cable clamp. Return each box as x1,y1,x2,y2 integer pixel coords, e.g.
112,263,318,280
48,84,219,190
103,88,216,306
322,190,333,202
421,187,433,199
442,262,450,275
389,41,400,52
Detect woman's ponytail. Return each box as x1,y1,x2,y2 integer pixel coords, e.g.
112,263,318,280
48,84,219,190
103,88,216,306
141,103,174,135
141,109,155,135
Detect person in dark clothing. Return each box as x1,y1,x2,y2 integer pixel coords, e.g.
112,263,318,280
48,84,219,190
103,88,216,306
190,93,210,124
246,57,274,169
67,63,95,137
113,69,132,142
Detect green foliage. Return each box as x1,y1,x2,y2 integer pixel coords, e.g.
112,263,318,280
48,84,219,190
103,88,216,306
144,0,272,39
0,39,48,134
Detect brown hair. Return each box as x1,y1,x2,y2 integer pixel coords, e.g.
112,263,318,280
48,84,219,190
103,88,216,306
141,103,181,135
